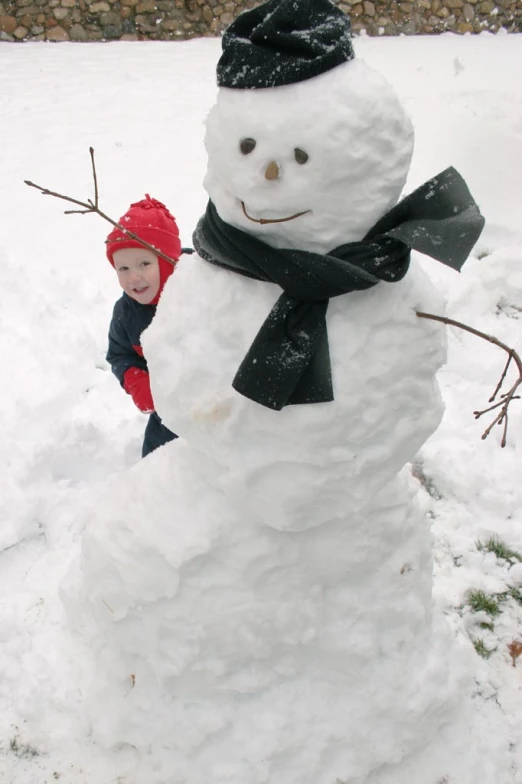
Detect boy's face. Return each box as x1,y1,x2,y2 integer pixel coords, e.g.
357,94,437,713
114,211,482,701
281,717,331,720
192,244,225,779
113,247,161,304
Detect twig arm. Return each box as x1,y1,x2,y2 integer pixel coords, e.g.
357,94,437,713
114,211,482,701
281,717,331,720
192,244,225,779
24,182,90,211
90,146,99,208
24,148,178,267
416,311,522,447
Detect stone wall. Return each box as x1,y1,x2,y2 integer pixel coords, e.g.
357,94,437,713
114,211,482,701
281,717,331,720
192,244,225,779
0,0,521,42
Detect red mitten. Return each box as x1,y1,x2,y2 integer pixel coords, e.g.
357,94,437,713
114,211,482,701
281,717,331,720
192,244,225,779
123,367,155,414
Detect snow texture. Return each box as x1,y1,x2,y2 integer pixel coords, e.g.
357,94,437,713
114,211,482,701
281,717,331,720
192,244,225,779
1,32,521,784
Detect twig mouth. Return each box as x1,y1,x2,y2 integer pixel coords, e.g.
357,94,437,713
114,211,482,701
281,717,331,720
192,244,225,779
241,201,311,225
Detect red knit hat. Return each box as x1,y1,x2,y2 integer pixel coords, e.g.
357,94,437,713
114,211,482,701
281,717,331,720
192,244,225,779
106,194,182,304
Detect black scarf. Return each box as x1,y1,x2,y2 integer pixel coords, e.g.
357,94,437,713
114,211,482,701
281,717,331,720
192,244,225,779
193,167,484,410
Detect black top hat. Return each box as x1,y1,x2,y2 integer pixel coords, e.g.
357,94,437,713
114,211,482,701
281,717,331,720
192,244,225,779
217,0,355,90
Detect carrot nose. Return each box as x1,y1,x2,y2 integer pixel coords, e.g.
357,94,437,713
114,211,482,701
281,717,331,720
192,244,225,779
265,161,280,180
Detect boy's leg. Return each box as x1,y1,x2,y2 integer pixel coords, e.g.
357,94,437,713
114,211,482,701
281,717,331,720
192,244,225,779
142,413,178,458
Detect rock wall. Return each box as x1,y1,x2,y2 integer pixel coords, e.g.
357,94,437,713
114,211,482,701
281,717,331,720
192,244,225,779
0,0,520,45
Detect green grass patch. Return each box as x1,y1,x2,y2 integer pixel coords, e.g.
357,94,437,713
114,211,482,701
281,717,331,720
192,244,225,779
473,638,496,659
497,587,522,606
477,536,522,564
467,589,500,617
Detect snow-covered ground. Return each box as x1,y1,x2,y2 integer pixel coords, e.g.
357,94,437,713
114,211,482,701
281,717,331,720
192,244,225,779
0,30,521,783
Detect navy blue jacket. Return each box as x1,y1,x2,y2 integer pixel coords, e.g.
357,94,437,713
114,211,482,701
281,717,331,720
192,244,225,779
107,292,154,384
106,292,177,456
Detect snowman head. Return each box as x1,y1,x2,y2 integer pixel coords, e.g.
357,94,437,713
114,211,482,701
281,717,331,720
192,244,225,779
204,0,413,254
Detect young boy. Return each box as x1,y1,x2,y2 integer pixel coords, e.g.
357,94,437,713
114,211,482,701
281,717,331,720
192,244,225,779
106,194,183,457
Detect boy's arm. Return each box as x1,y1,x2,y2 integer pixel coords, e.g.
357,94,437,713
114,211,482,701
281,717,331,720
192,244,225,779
106,311,147,384
106,302,155,413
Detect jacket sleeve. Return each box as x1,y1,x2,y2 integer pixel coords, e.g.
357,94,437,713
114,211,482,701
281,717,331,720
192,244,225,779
106,300,148,386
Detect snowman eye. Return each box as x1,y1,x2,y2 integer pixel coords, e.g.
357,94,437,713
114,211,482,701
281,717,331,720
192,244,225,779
294,148,309,165
240,138,257,155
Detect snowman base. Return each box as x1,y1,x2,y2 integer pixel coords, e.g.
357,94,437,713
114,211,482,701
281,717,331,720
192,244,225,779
63,440,512,784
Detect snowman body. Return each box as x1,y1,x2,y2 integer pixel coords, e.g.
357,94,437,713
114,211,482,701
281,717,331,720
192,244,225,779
147,253,446,534
70,54,496,784
145,59,446,532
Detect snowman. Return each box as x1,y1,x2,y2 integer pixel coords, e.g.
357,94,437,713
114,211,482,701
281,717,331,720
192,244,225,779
70,1,506,782
144,0,484,536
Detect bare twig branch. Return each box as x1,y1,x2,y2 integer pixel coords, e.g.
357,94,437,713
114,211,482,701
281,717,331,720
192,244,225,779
90,147,99,208
101,598,114,614
417,311,522,447
491,353,512,403
474,395,520,418
25,148,177,266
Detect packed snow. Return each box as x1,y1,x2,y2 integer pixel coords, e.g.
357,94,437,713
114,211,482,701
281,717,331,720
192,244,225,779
0,30,521,784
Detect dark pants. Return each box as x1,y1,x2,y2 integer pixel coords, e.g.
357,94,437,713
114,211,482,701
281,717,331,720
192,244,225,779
142,412,178,458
